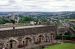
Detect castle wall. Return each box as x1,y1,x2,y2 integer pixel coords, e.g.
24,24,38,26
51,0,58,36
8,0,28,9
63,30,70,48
0,25,56,49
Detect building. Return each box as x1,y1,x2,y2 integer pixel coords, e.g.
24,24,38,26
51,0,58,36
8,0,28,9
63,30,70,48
0,25,56,49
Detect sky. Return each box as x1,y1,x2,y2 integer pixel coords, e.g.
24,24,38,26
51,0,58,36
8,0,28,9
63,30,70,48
0,0,75,12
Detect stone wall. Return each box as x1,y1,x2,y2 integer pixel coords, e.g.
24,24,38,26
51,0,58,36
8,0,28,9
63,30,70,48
0,25,56,49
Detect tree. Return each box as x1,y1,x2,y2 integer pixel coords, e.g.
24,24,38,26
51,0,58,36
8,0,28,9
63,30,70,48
19,16,33,23
10,19,16,29
10,19,15,24
0,17,12,24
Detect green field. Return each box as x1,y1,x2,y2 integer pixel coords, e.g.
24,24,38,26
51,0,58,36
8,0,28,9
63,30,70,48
64,19,75,21
44,43,75,49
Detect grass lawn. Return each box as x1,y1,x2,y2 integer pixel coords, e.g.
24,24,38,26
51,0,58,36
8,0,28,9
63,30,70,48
44,43,75,49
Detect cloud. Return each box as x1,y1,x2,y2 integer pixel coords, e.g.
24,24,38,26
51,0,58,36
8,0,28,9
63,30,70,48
0,0,75,12
0,0,9,6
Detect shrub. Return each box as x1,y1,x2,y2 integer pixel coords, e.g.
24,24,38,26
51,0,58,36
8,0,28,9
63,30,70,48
70,34,75,40
63,35,71,40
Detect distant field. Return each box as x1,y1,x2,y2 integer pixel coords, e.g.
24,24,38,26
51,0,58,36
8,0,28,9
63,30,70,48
44,43,75,49
65,19,75,21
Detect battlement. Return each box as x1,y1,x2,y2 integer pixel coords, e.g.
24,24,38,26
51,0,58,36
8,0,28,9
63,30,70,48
0,25,51,31
0,25,56,38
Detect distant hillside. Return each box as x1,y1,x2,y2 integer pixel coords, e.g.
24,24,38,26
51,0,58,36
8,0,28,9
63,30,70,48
0,12,75,19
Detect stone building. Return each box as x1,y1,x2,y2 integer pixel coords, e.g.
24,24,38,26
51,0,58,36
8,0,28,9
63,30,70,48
0,25,56,49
